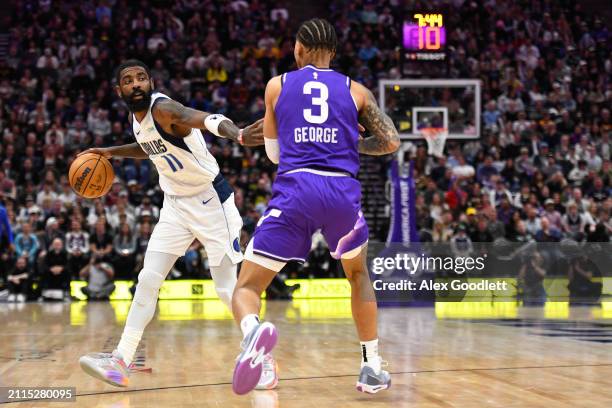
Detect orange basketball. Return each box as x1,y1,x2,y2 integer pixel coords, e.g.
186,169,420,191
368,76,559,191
69,153,114,199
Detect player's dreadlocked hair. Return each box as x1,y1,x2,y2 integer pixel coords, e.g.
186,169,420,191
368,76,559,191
296,18,338,54
115,59,151,84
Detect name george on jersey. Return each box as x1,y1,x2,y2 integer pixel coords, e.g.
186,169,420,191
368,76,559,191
294,126,339,144
139,139,168,156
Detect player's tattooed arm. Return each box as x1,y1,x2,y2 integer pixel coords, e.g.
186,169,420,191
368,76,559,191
153,98,263,146
357,88,400,156
152,98,241,142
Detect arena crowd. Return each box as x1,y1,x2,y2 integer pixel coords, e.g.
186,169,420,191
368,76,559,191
0,0,609,302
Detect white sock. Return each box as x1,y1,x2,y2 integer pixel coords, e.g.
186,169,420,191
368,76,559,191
360,339,381,373
117,327,144,366
116,251,179,366
240,314,260,338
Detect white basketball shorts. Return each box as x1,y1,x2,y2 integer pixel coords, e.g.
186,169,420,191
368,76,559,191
146,175,243,266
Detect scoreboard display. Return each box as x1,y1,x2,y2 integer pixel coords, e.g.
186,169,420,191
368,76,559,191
403,12,447,61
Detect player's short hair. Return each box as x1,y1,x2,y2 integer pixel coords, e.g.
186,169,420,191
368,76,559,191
296,18,338,54
115,59,151,84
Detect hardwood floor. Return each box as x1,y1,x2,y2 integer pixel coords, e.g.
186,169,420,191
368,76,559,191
1,300,611,407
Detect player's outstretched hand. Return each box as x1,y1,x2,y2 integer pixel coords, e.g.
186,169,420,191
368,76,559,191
78,148,112,159
241,118,264,146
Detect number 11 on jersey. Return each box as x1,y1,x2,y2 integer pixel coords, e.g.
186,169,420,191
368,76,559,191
161,153,183,172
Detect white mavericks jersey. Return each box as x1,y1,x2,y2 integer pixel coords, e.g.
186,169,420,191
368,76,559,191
131,92,220,196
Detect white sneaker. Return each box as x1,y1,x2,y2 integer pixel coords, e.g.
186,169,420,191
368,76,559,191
255,354,279,390
232,322,278,395
356,358,391,394
16,294,26,303
7,294,16,302
79,350,130,387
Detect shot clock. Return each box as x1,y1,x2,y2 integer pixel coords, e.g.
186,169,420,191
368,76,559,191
402,12,447,62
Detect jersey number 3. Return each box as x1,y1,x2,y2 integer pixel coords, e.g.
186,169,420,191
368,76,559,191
303,81,329,124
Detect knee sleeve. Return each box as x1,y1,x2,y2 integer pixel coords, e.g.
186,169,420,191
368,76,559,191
132,251,179,307
133,268,166,307
210,256,238,311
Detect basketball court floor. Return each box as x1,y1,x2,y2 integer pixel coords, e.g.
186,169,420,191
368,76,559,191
1,300,611,407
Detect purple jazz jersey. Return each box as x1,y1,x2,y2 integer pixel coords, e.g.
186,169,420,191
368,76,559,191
275,64,360,177
252,65,368,262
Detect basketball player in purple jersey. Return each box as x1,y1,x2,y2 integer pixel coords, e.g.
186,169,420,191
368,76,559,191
231,19,400,395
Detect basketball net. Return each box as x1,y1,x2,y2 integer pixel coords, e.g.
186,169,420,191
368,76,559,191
421,127,448,158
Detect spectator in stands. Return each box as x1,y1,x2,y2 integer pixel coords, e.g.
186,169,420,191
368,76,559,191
28,206,45,232
568,253,602,305
79,257,115,301
542,199,563,230
589,177,609,203
40,238,70,301
90,218,114,264
87,200,109,229
65,219,90,277
510,219,534,243
450,224,473,258
476,155,499,186
587,222,610,242
536,217,562,242
562,202,586,241
113,223,137,279
0,170,17,200
108,196,136,230
134,221,152,270
519,250,547,306
37,182,58,210
14,222,39,267
471,216,494,243
134,195,159,222
6,256,31,302
451,156,475,179
432,214,454,242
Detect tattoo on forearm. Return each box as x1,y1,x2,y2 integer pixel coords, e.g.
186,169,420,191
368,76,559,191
156,99,240,142
358,96,400,155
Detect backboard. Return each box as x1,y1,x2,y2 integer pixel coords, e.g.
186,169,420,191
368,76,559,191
379,79,481,140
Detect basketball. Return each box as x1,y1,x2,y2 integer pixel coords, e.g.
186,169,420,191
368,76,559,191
69,153,114,199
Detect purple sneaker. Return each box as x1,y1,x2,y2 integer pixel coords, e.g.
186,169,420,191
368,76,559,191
232,322,278,395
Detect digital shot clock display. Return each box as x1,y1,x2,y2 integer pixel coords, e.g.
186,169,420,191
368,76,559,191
403,13,447,61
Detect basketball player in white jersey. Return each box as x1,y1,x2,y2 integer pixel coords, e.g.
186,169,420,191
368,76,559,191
78,60,278,390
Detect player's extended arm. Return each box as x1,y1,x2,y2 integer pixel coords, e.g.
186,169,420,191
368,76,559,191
78,143,148,160
352,82,400,156
263,76,281,164
152,98,264,146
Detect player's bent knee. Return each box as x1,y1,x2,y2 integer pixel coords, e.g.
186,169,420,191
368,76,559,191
210,256,238,309
342,260,369,285
133,269,166,306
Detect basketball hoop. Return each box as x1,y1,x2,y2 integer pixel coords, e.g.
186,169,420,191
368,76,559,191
420,127,448,158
